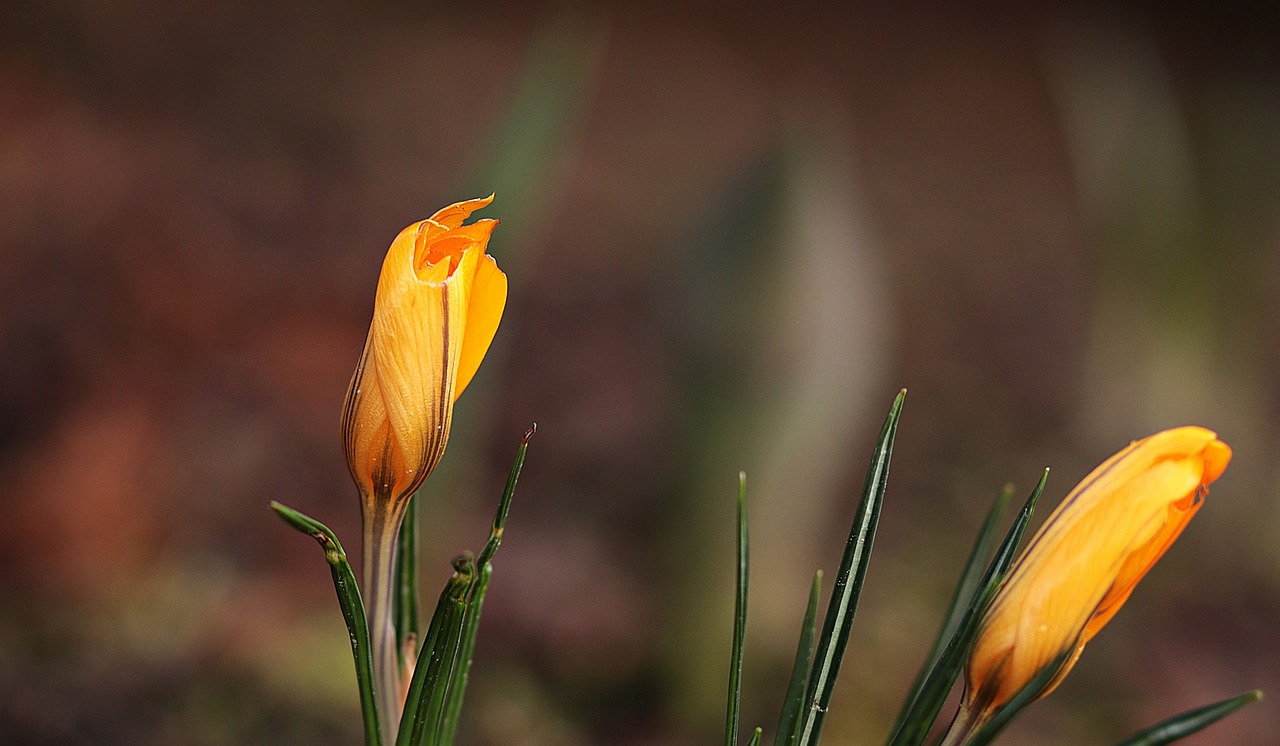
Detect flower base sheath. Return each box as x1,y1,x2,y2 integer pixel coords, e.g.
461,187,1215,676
340,196,507,742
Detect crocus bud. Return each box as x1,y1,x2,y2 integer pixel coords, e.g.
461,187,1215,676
342,195,506,509
953,426,1231,741
341,196,506,738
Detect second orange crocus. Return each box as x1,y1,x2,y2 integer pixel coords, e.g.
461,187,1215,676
341,196,507,740
949,426,1231,743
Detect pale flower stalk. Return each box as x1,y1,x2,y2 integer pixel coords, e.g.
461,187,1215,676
341,197,506,741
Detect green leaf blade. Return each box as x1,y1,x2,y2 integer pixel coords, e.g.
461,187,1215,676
439,428,533,745
1112,690,1262,746
396,496,421,677
885,470,1046,746
886,486,1012,741
796,389,906,746
725,472,750,746
397,556,475,746
775,571,823,746
271,501,382,746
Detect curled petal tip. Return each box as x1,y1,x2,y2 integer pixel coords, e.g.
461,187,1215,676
1203,439,1231,483
428,195,495,229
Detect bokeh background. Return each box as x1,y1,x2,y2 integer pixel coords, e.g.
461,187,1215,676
4,1,1280,744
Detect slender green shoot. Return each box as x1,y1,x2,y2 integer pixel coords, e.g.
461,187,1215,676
439,426,535,744
397,555,474,746
725,472,750,746
271,501,381,746
476,425,535,570
885,471,1047,746
888,486,1012,739
439,566,493,745
795,389,906,746
424,564,474,746
775,571,823,746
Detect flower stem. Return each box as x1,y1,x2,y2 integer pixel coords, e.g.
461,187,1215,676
937,705,983,746
364,509,404,745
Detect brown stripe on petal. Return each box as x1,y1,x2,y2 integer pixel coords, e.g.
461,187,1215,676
341,339,372,455
423,290,453,491
971,653,1012,715
390,288,454,504
436,289,452,448
372,433,400,509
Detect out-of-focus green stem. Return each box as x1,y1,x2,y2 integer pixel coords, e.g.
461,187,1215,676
888,485,1012,742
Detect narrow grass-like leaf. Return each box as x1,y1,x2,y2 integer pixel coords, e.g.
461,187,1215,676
396,495,421,676
748,727,764,746
425,571,474,746
271,502,381,746
397,556,474,746
1112,690,1262,746
987,470,1047,580
775,571,823,746
725,472,750,746
887,487,1012,740
937,485,1015,643
796,389,906,746
886,471,1046,746
439,427,534,745
439,566,493,745
476,425,535,570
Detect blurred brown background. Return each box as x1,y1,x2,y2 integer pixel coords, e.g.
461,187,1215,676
3,1,1279,744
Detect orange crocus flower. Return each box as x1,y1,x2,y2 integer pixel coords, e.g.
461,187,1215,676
951,426,1231,742
340,196,506,738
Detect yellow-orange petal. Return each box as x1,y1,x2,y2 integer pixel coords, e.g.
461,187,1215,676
455,254,507,399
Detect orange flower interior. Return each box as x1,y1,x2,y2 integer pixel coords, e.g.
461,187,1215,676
411,196,499,281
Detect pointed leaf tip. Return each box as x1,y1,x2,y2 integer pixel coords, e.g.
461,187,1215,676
796,390,902,746
1112,689,1263,746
